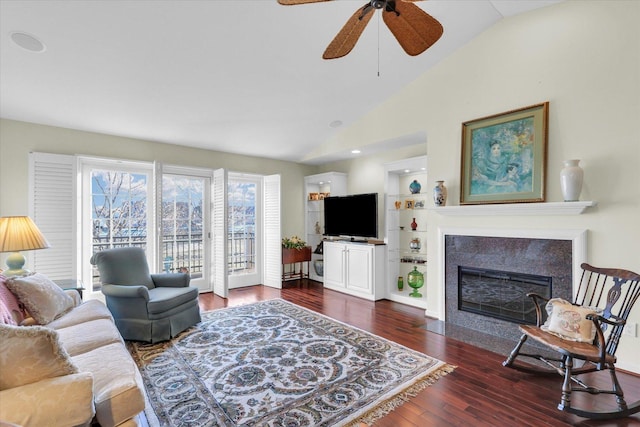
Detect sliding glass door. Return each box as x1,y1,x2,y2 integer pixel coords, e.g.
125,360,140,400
82,162,153,294
161,173,210,292
227,174,261,288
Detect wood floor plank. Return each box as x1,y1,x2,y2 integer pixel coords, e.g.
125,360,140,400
197,281,640,427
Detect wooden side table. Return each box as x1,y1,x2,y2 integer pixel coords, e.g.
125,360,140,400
282,246,312,281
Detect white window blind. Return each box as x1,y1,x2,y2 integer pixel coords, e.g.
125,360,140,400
28,152,77,280
263,174,281,289
212,168,228,298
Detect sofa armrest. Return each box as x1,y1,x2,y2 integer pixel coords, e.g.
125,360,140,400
151,273,190,288
102,284,150,301
0,372,95,427
64,289,82,306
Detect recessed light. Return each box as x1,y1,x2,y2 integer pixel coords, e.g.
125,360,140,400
351,149,361,154
10,31,46,53
329,120,343,128
404,169,411,173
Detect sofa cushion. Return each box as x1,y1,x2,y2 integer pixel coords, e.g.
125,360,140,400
0,275,27,325
47,299,113,330
72,342,145,427
0,372,95,427
56,318,124,356
0,324,77,390
5,273,74,325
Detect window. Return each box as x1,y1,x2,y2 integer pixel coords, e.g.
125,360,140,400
228,178,257,277
161,171,211,292
30,153,281,298
91,170,149,252
82,160,153,293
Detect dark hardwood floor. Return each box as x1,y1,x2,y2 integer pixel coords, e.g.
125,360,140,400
198,280,640,427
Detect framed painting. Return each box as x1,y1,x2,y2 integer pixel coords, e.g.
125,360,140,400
460,102,549,205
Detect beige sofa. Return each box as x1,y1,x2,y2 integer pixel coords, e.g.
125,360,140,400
0,274,146,427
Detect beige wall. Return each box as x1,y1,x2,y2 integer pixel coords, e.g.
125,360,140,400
318,0,640,372
0,118,316,239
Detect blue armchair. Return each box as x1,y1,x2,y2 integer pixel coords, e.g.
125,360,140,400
90,247,201,343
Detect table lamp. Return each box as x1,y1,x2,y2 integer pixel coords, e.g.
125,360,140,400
0,216,50,277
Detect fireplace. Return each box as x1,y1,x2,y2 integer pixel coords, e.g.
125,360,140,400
436,228,587,343
458,266,552,325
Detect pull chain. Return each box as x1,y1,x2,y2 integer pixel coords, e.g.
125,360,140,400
377,12,381,77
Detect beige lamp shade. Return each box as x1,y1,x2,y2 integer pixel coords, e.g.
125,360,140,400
0,216,50,276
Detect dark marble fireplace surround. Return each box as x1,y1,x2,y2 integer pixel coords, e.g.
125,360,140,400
445,235,573,343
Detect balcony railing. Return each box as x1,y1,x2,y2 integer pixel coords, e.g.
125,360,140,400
91,232,256,289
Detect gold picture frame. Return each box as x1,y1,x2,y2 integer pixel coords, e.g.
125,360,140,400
460,102,549,205
404,199,415,209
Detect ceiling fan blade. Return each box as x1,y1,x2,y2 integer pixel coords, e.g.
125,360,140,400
277,0,332,5
323,4,375,60
383,1,443,56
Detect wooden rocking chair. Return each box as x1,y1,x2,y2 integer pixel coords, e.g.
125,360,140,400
503,263,640,420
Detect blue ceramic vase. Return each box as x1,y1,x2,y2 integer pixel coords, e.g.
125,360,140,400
409,180,421,194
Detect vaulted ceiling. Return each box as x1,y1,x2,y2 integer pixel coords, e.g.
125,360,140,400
0,0,560,164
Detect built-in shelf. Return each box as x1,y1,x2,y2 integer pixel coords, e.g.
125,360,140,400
304,172,347,282
384,155,428,310
431,201,597,216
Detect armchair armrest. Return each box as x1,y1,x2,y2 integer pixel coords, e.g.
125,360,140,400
0,372,95,427
151,273,190,288
101,284,150,301
586,313,625,328
585,313,624,366
526,292,551,327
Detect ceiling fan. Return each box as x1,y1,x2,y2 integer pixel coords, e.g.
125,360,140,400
278,0,444,59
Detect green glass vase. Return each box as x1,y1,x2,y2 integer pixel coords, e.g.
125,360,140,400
407,266,424,298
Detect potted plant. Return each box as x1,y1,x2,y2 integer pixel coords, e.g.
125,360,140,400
281,236,311,264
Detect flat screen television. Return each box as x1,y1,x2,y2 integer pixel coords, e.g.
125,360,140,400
323,193,378,240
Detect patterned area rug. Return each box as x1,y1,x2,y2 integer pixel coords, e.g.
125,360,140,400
127,299,455,426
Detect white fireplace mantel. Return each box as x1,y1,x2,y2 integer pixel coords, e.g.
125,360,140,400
431,201,596,216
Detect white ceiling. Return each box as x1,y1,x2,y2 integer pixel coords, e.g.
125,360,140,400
0,0,561,164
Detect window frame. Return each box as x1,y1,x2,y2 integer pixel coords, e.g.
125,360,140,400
80,157,155,295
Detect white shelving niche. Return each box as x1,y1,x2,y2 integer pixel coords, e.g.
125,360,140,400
384,156,428,309
304,172,347,282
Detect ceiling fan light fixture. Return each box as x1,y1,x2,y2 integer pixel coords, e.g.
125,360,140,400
281,0,443,59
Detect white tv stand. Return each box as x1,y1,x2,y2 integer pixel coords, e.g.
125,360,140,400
323,240,386,301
